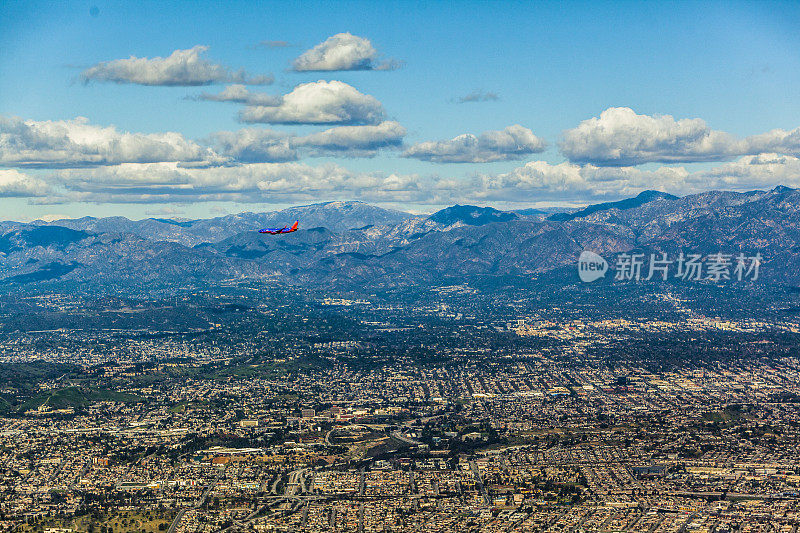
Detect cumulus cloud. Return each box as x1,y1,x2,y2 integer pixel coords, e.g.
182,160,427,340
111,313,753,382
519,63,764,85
698,153,800,190
403,125,547,163
54,162,430,204
207,129,297,163
292,33,399,71
560,107,743,166
81,46,273,86
474,154,800,202
45,157,674,206
744,128,800,156
193,84,281,106
7,114,799,207
0,169,50,197
207,121,406,162
456,90,500,103
0,115,219,168
294,121,406,156
0,112,401,172
28,153,800,206
560,107,800,167
476,160,690,201
239,80,385,125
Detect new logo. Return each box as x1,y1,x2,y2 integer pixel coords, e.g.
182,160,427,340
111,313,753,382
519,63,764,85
578,251,608,283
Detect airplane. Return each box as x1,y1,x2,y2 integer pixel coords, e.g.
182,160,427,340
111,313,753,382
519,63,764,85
259,220,299,235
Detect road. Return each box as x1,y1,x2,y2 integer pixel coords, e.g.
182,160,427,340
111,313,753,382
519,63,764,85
285,467,309,497
269,473,281,495
469,460,491,506
167,466,222,533
390,430,422,446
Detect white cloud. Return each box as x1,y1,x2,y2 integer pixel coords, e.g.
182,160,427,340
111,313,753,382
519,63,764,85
25,153,800,207
292,33,399,71
417,161,689,204
403,125,547,163
697,153,800,190
208,121,405,162
560,107,800,167
0,112,402,172
294,121,406,156
194,84,281,106
744,128,800,156
53,162,430,204
207,129,297,163
560,107,743,166
45,158,687,206
81,46,273,86
0,115,219,168
467,160,692,202
0,169,50,197
474,154,800,202
239,80,385,125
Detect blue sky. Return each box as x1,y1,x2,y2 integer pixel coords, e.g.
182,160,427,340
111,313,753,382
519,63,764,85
1,0,800,220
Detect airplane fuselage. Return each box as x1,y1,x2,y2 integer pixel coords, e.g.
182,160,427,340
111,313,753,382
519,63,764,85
259,221,299,235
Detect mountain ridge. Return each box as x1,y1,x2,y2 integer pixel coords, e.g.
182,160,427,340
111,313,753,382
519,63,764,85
2,186,798,294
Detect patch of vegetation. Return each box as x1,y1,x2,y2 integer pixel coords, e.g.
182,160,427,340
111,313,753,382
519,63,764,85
19,386,143,412
212,354,332,380
0,361,83,391
168,399,210,413
0,395,12,414
19,508,176,533
702,405,747,425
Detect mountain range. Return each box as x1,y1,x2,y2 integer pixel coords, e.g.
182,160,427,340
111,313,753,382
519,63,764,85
1,188,799,295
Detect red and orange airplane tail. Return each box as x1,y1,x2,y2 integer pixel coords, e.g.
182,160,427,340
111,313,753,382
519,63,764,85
290,220,299,231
